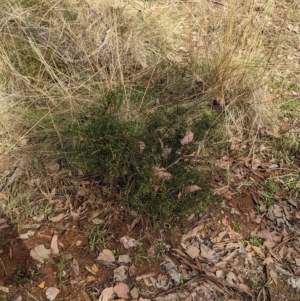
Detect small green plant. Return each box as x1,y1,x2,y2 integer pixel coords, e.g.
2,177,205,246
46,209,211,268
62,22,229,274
56,253,67,285
111,249,119,259
65,88,217,225
133,246,150,263
83,225,108,251
249,237,262,247
14,265,37,285
155,242,167,255
231,222,240,232
263,179,279,195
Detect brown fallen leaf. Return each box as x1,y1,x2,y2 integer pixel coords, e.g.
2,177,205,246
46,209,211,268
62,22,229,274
180,131,194,145
97,249,115,262
0,192,9,201
99,287,114,301
87,275,96,282
38,281,46,289
71,258,80,276
181,224,203,242
113,282,129,299
51,234,59,255
153,167,172,181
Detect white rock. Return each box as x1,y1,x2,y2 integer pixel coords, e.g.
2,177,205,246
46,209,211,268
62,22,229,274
46,287,60,301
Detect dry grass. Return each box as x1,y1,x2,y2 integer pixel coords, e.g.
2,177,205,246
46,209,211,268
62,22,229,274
0,0,290,144
0,0,299,221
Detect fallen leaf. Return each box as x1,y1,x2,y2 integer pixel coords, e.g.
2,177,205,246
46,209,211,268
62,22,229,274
237,283,250,292
46,287,60,301
46,161,60,173
270,269,278,285
71,258,80,276
21,224,41,229
20,138,29,147
200,244,214,261
120,236,142,249
273,205,283,217
87,209,101,222
99,287,114,301
118,255,131,263
92,264,99,273
180,131,194,145
0,286,9,293
87,275,96,282
251,245,265,257
181,225,203,242
153,167,172,181
30,244,51,263
188,185,201,192
216,156,230,168
0,192,9,201
113,265,128,281
20,230,35,239
130,287,139,299
113,282,129,299
226,271,237,285
257,229,273,241
97,249,115,262
212,231,227,243
38,281,46,289
92,218,104,225
51,235,59,255
186,246,200,259
49,213,65,223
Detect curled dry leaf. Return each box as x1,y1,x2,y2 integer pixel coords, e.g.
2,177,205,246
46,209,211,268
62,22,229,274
30,244,51,263
180,131,194,145
188,185,201,192
71,259,80,276
181,224,203,242
138,141,146,153
49,213,65,223
21,223,41,229
51,234,59,255
113,282,129,299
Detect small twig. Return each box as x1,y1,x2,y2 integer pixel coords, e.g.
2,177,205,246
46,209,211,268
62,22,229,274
272,234,296,252
265,251,275,301
0,257,7,275
10,287,25,301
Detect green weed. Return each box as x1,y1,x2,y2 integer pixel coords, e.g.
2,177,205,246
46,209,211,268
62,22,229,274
83,224,108,251
56,253,67,285
133,246,150,263
64,88,217,225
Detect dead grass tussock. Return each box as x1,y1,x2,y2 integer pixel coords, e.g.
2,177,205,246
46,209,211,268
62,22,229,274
179,0,282,138
0,0,179,147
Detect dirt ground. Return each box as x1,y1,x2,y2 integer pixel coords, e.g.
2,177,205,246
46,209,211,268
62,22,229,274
1,153,300,301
